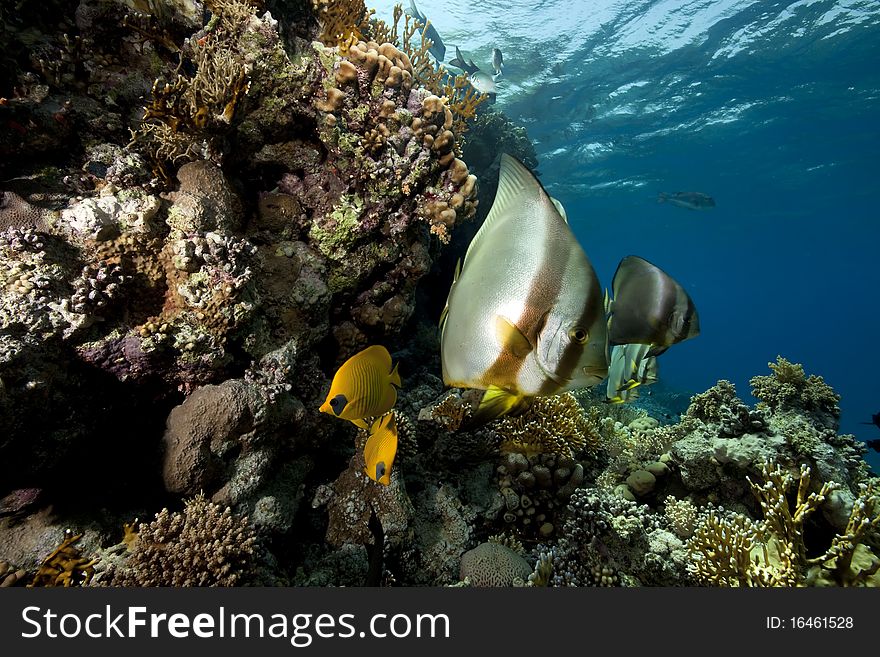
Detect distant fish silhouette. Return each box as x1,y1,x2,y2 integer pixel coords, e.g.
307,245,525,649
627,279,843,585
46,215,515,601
658,191,716,210
866,439,880,453
859,412,880,430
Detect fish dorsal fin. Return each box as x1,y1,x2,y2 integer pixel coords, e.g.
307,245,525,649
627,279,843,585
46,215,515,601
468,154,551,258
438,257,462,332
494,315,533,359
550,196,568,223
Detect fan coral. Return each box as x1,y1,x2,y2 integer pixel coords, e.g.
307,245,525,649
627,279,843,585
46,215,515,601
103,493,258,586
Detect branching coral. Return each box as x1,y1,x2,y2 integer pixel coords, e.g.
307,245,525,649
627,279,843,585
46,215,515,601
493,392,601,459
750,356,841,429
687,462,880,586
29,532,98,587
313,0,373,50
130,0,255,182
686,509,799,586
103,493,258,586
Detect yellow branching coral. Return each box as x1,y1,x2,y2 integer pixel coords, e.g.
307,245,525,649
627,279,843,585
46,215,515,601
809,479,880,586
313,0,374,50
688,462,880,586
687,510,800,586
29,532,98,587
443,74,489,136
748,461,836,566
493,392,601,459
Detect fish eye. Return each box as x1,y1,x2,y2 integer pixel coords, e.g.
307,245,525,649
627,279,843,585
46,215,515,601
376,462,386,479
329,394,348,415
569,327,588,344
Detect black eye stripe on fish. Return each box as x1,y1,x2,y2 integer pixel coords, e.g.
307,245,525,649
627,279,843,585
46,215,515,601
546,236,603,389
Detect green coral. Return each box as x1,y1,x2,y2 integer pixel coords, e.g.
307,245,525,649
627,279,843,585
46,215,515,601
309,193,364,259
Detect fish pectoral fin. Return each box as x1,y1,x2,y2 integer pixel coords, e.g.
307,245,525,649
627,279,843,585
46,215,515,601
389,361,401,388
646,344,669,358
495,316,533,359
465,385,532,428
351,418,370,430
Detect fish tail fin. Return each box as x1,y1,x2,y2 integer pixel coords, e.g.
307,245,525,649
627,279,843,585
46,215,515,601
657,192,667,203
389,361,401,388
465,385,531,428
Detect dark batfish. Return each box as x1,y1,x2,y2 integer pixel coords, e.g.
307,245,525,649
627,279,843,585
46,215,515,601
606,256,700,357
859,412,880,429
658,191,716,210
450,45,479,75
406,0,445,61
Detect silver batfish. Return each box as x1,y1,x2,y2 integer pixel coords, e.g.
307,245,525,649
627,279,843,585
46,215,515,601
440,154,608,424
605,343,658,404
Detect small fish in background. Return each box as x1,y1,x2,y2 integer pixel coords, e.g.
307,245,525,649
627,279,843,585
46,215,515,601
468,70,497,103
605,343,658,404
449,45,479,74
658,191,716,210
860,412,880,429
492,47,504,78
363,413,399,485
606,256,700,357
440,154,608,425
449,47,497,102
405,0,446,62
319,345,401,428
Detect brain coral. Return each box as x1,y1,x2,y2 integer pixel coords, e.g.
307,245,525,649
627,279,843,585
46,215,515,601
459,542,531,587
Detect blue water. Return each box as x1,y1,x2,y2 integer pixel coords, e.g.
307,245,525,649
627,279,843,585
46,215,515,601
375,1,880,469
